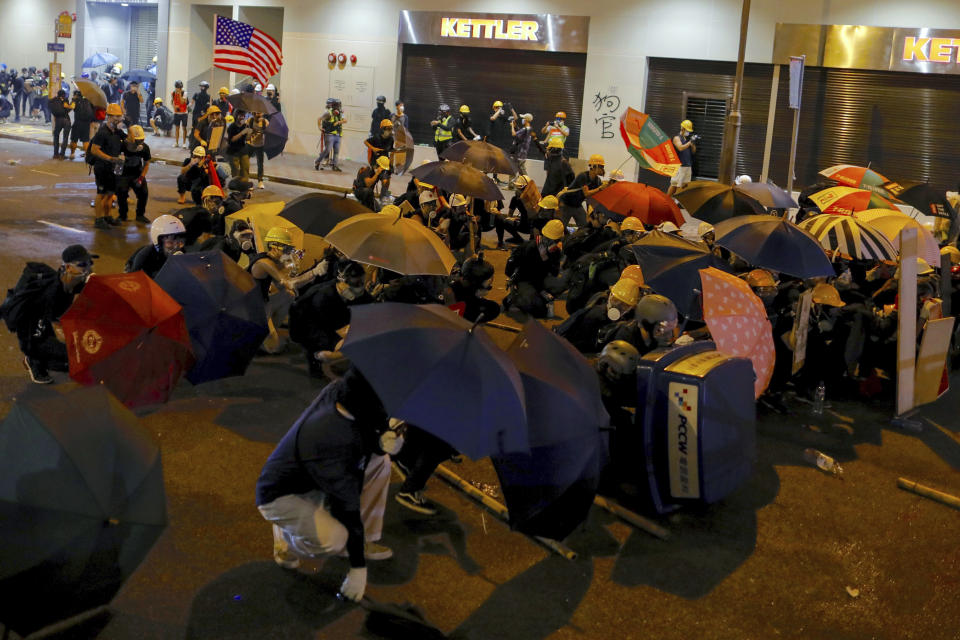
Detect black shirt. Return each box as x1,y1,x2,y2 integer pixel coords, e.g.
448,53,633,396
127,245,167,279
226,122,248,155
122,91,141,121
90,124,126,169
561,171,601,208
180,157,206,184
365,133,392,160
120,142,151,177
192,91,210,115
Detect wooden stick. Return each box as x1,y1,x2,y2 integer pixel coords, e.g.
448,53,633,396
593,495,670,540
486,321,521,334
897,478,960,511
435,464,577,560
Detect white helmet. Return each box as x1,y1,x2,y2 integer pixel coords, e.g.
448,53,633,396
254,83,263,92
735,174,752,185
419,190,438,205
658,221,680,234
230,88,240,95
266,83,275,91
150,214,186,248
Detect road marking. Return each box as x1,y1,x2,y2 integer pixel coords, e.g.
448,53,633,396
30,169,60,177
39,220,88,234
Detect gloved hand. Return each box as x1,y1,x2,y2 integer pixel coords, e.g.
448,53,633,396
473,135,481,141
313,260,329,277
379,429,404,455
339,567,367,602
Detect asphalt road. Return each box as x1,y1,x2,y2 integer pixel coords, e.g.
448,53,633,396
0,137,958,640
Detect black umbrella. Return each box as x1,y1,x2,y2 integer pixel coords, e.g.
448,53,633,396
735,181,798,209
120,69,156,85
264,112,288,159
882,179,957,220
441,140,515,175
279,192,372,238
625,230,732,320
0,386,166,637
225,92,276,115
674,181,766,223
713,215,834,279
492,321,607,540
341,303,528,459
410,161,502,200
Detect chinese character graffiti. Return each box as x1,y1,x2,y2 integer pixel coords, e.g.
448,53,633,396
593,91,621,139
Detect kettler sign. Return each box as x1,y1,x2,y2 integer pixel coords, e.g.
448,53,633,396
399,11,589,53
902,37,960,64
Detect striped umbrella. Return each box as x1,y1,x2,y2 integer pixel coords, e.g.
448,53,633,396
819,165,890,194
798,214,898,261
807,186,900,216
853,210,941,267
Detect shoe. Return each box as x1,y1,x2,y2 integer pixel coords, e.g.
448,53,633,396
395,491,438,516
135,215,150,224
339,541,394,561
107,217,122,226
258,181,265,189
332,165,342,172
314,160,321,170
495,242,505,251
177,194,186,204
94,217,111,230
23,357,53,384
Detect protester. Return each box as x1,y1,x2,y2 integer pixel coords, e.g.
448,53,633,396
48,89,72,160
265,84,281,112
454,105,481,142
392,100,408,130
493,175,533,250
116,125,151,224
150,97,173,136
125,215,186,278
447,254,500,323
196,219,257,265
191,80,211,130
353,156,391,211
364,120,394,202
369,95,390,136
431,104,454,156
88,103,126,230
541,112,570,151
503,219,566,319
315,98,345,172
177,146,214,205
213,87,231,115
541,138,574,197
122,81,142,128
667,119,698,197
225,110,252,181
509,113,535,184
171,80,189,147
557,155,611,229
600,294,679,354
248,111,268,189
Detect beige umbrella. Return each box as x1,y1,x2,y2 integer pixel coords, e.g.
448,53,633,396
854,209,941,267
74,79,107,110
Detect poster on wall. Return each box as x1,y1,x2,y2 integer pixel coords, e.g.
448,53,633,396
329,66,375,133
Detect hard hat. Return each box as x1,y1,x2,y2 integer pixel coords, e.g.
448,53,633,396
264,227,294,247
266,84,275,91
610,169,625,181
150,214,186,247
745,269,777,289
521,113,533,122
218,86,229,95
449,194,469,208
514,175,530,189
635,294,678,327
555,111,566,119
414,178,433,190
326,97,335,105
811,283,845,307
199,80,209,87
225,114,234,124
192,146,207,157
538,195,559,210
439,103,450,112
201,185,224,200
254,83,262,92
680,119,694,132
541,219,565,240
60,72,65,78
230,88,240,95
105,103,122,116
547,137,564,150
610,278,641,307
493,100,503,108
658,221,680,234
376,95,386,102
620,264,645,287
205,105,221,115
419,190,438,205
735,175,753,185
128,125,145,140
376,155,391,170
116,63,123,70
598,340,640,376
620,217,644,232
941,245,960,265
459,105,470,114
380,118,393,128
916,258,935,275
697,221,714,237
380,204,401,217
588,154,605,167
153,97,163,105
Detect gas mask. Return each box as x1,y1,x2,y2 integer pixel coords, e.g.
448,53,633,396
203,197,224,215
646,319,678,347
835,269,853,290
397,105,405,113
234,231,254,252
336,281,366,301
161,235,185,256
382,128,393,138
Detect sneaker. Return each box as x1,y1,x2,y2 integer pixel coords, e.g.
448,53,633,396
495,242,505,251
337,540,394,561
314,160,321,170
176,194,187,204
135,215,150,224
93,217,111,230
23,357,53,384
258,181,265,189
331,165,342,172
395,491,438,516
106,217,122,226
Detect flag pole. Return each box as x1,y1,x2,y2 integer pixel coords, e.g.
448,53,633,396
210,14,217,91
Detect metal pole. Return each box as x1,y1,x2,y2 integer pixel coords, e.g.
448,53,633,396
785,107,800,195
717,0,751,185
759,64,780,184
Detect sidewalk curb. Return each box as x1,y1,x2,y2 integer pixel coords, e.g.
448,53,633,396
0,131,351,195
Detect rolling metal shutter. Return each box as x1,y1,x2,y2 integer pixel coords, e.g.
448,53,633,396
682,94,728,180
400,44,587,159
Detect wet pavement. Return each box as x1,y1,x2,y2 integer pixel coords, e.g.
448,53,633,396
0,134,958,639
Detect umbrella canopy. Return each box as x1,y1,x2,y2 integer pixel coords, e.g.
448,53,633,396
410,161,502,201
121,69,156,85
225,92,276,115
154,252,269,384
819,164,889,193
713,215,834,279
673,181,766,224
735,181,798,209
341,303,529,459
699,267,772,399
0,386,166,637
74,79,107,110
324,212,456,276
60,272,194,407
881,180,957,220
441,140,515,174
618,107,680,177
587,181,684,227
392,123,416,175
491,321,607,539
798,214,898,261
264,112,288,159
625,230,732,320
807,185,899,215
854,210,941,267
81,52,119,68
279,192,372,238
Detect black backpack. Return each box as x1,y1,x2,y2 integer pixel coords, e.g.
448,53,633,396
75,97,94,122
0,262,58,332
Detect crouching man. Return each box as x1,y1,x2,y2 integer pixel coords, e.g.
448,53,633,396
255,367,403,601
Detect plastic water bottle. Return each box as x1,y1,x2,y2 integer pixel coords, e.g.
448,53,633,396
803,448,843,477
812,381,826,416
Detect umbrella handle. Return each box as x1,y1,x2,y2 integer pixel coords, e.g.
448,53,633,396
468,313,486,334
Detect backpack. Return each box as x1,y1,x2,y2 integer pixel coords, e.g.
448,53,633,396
75,97,94,122
0,262,58,332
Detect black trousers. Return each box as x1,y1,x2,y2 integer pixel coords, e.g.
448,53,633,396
52,117,70,155
17,327,68,372
393,425,457,494
117,176,148,219
176,173,205,204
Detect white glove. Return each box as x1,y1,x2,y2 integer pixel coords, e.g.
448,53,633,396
675,334,695,346
339,567,367,602
379,430,404,455
313,260,329,277
473,135,481,141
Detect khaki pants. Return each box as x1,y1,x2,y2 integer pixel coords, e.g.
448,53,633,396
261,289,293,354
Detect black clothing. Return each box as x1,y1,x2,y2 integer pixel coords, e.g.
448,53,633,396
126,245,167,279
73,96,94,123
212,97,230,114
191,90,210,125
369,105,391,136
4,262,72,370
248,253,280,301
542,154,575,196
506,239,562,291
122,91,141,124
117,176,148,220
561,171,601,209
120,142,151,177
289,282,373,352
487,112,511,148
562,226,618,263
226,122,248,155
555,292,614,353
449,280,501,323
90,124,125,169
48,97,69,118
365,133,393,161
453,115,474,141
446,213,473,252
196,235,247,263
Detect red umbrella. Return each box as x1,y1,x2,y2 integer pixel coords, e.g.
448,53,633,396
588,181,684,227
60,272,194,407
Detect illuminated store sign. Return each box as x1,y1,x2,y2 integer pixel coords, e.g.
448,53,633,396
399,11,589,53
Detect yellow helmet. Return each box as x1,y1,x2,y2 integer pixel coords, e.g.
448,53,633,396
105,103,123,117
380,204,401,217
541,219,565,240
555,111,566,119
380,118,393,128
680,119,694,132
459,105,470,114
941,245,960,265
538,195,559,210
218,86,229,95
449,194,469,208
264,227,293,247
588,154,605,167
916,258,935,275
376,155,391,170
493,100,503,108
153,97,163,105
620,265,645,287
610,279,641,306
745,269,776,289
811,283,845,307
205,105,221,115
620,217,643,232
128,125,145,140
201,185,224,199
225,115,235,124
547,137,564,150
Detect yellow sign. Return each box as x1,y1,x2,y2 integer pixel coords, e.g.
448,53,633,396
57,11,73,39
902,37,960,63
440,17,539,41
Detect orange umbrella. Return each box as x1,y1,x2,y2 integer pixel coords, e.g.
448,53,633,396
807,186,899,215
699,267,774,399
587,181,684,226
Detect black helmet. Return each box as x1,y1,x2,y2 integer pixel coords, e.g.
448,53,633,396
175,80,183,88
376,95,386,103
461,256,494,286
326,97,334,105
338,260,365,280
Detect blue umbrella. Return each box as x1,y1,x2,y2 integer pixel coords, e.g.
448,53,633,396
264,111,288,159
492,320,608,539
713,215,835,280
154,252,268,385
341,303,528,459
81,52,119,68
121,69,156,85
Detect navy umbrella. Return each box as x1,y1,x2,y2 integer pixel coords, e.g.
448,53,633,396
713,215,835,279
0,386,166,637
492,321,608,540
264,112,288,159
81,52,119,69
226,92,276,115
154,252,268,384
121,69,156,85
341,303,528,459
410,161,503,201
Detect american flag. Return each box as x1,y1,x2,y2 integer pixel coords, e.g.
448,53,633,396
213,15,283,86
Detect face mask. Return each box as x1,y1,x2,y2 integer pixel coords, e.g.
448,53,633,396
337,281,364,301
398,106,404,113
607,306,622,321
280,253,296,267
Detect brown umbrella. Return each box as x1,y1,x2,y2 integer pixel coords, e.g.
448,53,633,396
410,161,503,200
74,79,107,110
441,140,515,174
392,123,416,175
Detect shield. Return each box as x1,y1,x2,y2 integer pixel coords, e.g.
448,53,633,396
588,181,684,227
699,267,775,399
441,140,515,175
806,186,899,216
392,123,416,175
60,272,194,408
618,107,681,177
225,92,277,115
81,52,119,69
264,112,288,159
798,214,899,261
673,181,766,223
410,161,502,201
713,215,834,279
341,303,528,459
854,210,941,267
154,252,269,384
0,386,166,637
74,79,107,110
324,212,456,276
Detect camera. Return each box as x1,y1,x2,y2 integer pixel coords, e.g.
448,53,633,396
690,133,702,143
